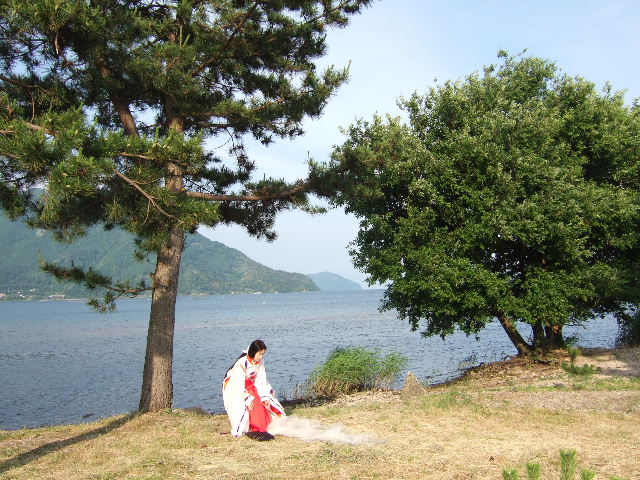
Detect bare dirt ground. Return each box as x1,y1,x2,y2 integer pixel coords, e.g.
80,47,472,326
1,347,638,480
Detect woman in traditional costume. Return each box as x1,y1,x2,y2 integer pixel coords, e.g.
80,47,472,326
222,340,285,438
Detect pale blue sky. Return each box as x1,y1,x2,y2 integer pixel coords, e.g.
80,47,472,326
200,0,640,287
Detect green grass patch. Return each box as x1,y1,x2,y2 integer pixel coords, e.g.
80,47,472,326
419,391,478,411
562,362,601,376
562,348,601,377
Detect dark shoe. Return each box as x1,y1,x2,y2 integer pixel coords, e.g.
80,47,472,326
245,431,275,441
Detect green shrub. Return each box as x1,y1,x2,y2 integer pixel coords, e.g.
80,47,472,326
562,362,601,376
306,346,408,397
561,348,601,376
567,348,580,363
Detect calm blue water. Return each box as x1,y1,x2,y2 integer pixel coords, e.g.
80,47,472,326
0,290,619,430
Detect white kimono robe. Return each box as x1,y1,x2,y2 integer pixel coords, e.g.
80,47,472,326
222,355,285,437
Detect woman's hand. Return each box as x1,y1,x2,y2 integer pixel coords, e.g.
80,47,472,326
247,400,254,410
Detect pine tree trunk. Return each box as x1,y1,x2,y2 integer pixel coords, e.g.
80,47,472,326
497,314,533,356
138,139,186,411
139,225,184,412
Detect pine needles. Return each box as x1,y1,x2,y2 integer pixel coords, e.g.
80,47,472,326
503,449,627,480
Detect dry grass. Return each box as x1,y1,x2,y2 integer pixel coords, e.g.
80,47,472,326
1,347,639,480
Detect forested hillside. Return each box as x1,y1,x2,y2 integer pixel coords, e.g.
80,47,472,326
0,214,318,300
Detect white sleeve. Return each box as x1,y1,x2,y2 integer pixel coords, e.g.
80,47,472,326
255,363,273,400
222,359,252,437
223,359,252,407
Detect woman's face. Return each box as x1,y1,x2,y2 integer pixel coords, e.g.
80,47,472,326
253,349,266,363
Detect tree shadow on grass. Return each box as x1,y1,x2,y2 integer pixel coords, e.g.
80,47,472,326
581,346,640,378
0,412,138,474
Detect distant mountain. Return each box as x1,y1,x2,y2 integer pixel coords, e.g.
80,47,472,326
307,272,362,291
0,213,318,300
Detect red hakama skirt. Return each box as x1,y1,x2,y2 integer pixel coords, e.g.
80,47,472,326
245,377,271,432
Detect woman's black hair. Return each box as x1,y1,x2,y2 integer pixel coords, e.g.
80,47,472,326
247,339,267,358
225,340,267,376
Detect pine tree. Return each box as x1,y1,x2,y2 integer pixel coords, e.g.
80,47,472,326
0,0,372,411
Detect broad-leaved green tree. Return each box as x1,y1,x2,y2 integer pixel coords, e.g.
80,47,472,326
327,53,640,355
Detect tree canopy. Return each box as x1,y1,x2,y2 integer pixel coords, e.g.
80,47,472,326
326,52,640,355
0,0,372,410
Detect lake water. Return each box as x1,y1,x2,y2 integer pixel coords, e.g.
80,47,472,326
0,290,620,430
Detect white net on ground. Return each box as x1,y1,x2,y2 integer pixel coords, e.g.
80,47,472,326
267,415,384,445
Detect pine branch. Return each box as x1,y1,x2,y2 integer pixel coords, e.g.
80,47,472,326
1,122,56,136
308,0,363,25
0,74,51,94
184,181,310,202
0,74,51,122
119,152,157,162
25,122,56,136
192,1,260,76
0,150,20,159
40,260,152,312
195,97,288,119
113,169,178,220
193,122,233,130
97,60,140,137
111,96,140,137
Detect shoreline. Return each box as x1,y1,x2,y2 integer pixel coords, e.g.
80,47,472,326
1,346,638,479
0,289,374,303
4,345,637,427
0,351,530,432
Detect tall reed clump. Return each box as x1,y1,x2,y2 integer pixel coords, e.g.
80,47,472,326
306,346,408,397
502,449,627,480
